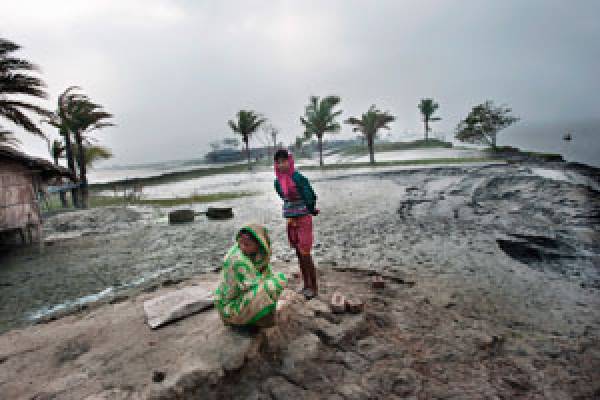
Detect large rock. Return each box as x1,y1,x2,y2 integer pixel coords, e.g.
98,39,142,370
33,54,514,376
143,286,214,329
168,209,195,224
309,314,367,346
280,333,322,384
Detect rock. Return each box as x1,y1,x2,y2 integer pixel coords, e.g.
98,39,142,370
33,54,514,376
84,389,133,400
168,209,195,224
262,376,319,400
331,292,346,314
310,314,367,346
306,298,331,315
143,285,214,329
336,383,370,400
345,297,364,314
152,370,166,383
281,333,322,383
206,207,234,220
372,275,385,289
357,336,398,361
361,366,421,397
54,337,91,364
338,351,370,372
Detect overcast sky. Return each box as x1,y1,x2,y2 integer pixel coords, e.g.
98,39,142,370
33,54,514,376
2,0,599,165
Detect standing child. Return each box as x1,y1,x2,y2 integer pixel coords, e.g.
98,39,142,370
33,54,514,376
214,224,287,327
274,149,319,299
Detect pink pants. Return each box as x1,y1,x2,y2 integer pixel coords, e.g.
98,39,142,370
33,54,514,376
287,215,313,255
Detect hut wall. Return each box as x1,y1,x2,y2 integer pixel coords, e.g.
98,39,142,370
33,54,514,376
0,159,41,232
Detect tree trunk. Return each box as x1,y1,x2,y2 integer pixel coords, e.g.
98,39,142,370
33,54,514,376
62,128,78,207
318,135,323,167
75,131,88,209
491,132,497,149
245,137,251,170
53,155,68,208
368,135,375,165
424,118,429,141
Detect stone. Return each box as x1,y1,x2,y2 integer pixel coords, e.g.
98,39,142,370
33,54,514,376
361,367,421,397
310,314,367,346
143,285,214,329
206,207,234,219
262,376,319,400
339,351,370,372
345,297,364,314
84,389,133,400
168,209,195,224
331,292,346,314
152,370,166,383
357,336,395,361
372,275,385,289
306,298,331,315
336,383,370,400
281,333,322,383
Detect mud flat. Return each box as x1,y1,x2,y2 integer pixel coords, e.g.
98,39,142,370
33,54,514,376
0,161,599,397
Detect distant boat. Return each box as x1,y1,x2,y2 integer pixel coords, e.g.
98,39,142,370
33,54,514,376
563,133,572,141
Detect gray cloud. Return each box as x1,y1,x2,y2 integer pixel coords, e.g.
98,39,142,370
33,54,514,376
2,0,599,164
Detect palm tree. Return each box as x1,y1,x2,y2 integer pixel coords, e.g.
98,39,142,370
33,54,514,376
45,87,83,206
418,98,441,141
345,105,395,165
70,97,114,208
300,95,342,167
0,38,50,141
48,139,69,207
227,110,266,169
0,127,20,147
72,144,113,169
46,87,114,208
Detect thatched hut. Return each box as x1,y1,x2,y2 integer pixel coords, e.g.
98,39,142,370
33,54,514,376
0,146,73,245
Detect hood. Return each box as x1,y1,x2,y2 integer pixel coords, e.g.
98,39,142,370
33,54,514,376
274,150,295,197
236,223,272,267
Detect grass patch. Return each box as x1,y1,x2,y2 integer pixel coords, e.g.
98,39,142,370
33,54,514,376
42,191,257,211
89,192,257,207
298,157,499,171
89,160,271,191
333,139,453,156
485,146,563,162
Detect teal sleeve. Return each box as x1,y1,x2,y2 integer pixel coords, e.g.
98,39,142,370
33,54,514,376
274,179,284,200
294,172,317,213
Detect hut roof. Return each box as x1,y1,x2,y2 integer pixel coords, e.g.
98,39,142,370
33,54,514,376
0,146,74,179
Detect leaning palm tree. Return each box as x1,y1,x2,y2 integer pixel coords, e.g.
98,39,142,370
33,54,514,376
345,105,395,165
300,95,342,167
0,127,20,147
45,87,85,206
72,144,113,169
0,38,50,141
69,96,114,208
418,98,441,141
227,110,266,169
48,139,69,207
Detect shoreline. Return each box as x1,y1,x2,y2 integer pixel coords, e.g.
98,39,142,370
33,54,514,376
1,160,598,334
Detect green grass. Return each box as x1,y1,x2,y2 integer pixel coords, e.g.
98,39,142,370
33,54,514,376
89,159,271,191
42,191,257,211
298,157,499,171
90,192,257,207
485,146,564,162
333,139,453,157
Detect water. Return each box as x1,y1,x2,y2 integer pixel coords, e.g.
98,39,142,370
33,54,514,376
500,119,600,167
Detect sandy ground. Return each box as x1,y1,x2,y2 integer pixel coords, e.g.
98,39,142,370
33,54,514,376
0,161,599,398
